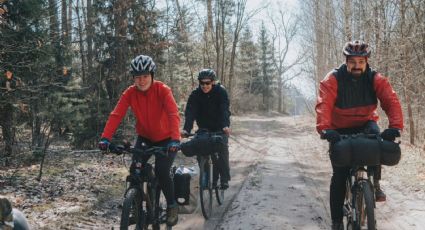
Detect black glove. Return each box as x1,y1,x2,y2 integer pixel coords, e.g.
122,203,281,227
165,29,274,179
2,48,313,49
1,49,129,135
381,128,400,141
321,129,341,144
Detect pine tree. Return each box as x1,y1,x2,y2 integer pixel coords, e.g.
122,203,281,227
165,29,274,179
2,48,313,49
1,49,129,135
258,22,276,111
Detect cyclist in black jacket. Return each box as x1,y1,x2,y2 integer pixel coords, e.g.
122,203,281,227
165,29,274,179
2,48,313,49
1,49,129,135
182,69,231,189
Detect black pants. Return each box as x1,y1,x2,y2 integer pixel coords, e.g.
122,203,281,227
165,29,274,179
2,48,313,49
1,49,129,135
196,134,230,184
330,121,382,222
135,136,176,206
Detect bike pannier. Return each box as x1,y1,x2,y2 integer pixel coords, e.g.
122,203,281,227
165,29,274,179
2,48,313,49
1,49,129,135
330,134,401,167
174,170,192,205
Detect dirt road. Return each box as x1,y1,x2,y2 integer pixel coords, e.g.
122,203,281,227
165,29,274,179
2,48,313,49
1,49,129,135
177,115,425,230
2,115,425,229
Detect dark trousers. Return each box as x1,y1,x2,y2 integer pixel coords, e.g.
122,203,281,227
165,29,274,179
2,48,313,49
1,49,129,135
330,121,382,222
135,136,176,206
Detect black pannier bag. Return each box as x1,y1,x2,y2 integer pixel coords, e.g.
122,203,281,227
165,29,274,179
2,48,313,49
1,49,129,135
180,132,224,157
174,171,192,205
330,134,401,167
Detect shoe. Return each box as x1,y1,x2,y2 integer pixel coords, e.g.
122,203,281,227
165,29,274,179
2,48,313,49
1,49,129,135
220,181,229,190
331,221,343,230
166,204,179,226
375,180,386,202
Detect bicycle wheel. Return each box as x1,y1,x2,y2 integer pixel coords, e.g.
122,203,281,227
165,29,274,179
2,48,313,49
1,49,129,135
213,154,224,205
343,181,354,230
120,188,146,230
152,187,172,230
354,181,376,230
215,186,224,205
199,159,213,219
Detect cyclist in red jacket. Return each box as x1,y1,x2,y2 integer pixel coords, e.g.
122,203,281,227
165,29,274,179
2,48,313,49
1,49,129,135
315,41,403,230
98,55,181,226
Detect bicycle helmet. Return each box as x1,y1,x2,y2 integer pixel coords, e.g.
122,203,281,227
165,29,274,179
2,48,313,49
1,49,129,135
197,69,216,81
343,40,371,57
130,55,157,76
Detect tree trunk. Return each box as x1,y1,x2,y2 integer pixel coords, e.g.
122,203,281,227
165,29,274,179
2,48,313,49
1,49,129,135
0,103,14,165
76,0,87,83
400,0,415,145
61,0,68,45
278,76,283,113
85,0,94,84
344,0,351,41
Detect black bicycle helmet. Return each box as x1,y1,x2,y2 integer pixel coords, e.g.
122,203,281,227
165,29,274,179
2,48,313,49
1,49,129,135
130,55,157,75
197,69,216,81
343,40,371,57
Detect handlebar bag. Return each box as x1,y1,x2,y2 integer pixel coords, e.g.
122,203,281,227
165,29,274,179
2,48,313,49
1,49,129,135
330,135,401,167
380,140,401,166
180,133,224,157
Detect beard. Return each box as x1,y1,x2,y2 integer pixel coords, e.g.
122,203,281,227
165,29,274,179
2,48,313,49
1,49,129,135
349,69,365,78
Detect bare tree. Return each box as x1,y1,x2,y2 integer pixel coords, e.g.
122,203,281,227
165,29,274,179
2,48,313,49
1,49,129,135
269,8,305,113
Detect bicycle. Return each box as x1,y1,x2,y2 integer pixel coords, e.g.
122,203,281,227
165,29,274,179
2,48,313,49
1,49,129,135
330,133,380,230
181,130,226,220
343,164,376,230
106,142,173,230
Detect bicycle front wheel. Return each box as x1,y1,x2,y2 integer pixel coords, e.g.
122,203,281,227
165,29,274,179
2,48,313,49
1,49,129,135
354,180,376,230
152,187,172,230
199,161,213,219
120,188,146,230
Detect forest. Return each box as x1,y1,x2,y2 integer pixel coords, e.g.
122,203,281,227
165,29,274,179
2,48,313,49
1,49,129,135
0,0,423,166
1,0,425,229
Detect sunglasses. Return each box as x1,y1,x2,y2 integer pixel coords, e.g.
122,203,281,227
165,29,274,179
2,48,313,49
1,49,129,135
199,81,212,86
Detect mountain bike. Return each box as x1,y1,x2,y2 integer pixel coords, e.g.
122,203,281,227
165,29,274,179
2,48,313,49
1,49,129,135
332,134,378,230
191,131,226,220
106,143,173,230
180,130,226,219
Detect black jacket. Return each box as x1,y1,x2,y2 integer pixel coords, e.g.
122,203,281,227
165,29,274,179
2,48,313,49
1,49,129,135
183,84,231,133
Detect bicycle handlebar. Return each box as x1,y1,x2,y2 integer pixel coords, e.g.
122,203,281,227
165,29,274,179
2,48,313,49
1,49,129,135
339,133,380,139
182,129,225,139
107,143,169,157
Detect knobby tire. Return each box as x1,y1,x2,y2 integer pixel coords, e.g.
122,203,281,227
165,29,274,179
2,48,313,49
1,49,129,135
120,188,145,230
199,160,213,219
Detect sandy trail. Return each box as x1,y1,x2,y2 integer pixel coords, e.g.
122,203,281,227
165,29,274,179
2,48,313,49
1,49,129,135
3,114,425,229
215,115,425,230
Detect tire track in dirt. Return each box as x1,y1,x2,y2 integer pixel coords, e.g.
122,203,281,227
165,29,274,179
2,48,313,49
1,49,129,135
218,116,332,229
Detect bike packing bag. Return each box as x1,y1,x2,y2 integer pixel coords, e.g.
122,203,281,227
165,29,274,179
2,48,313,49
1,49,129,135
174,172,191,205
180,132,225,157
330,134,401,167
379,140,401,166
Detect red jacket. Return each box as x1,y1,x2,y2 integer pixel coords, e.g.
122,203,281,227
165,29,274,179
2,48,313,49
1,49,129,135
316,66,403,134
101,81,181,142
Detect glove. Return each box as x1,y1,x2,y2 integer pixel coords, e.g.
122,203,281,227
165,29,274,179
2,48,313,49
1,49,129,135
98,138,110,151
381,128,400,141
321,129,341,144
181,130,190,138
167,140,180,153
